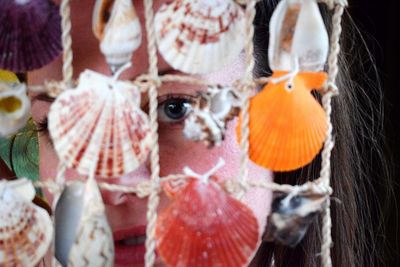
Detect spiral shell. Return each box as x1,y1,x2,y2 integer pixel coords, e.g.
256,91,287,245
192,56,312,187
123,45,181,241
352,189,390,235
0,82,31,137
269,0,329,72
154,0,245,74
93,0,142,72
183,86,241,147
48,70,152,178
0,179,53,267
156,178,259,267
0,0,62,72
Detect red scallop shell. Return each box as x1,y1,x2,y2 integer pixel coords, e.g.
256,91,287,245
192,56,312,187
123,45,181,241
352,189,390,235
156,178,259,267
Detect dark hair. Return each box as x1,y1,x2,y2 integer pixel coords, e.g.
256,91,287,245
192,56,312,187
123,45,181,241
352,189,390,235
250,1,389,266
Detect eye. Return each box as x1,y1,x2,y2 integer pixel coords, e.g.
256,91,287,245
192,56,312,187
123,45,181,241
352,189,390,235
158,96,193,124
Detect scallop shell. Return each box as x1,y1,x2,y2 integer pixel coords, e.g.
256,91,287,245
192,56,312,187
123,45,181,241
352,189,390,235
154,0,246,74
67,178,114,266
0,179,53,267
156,178,259,267
54,182,85,267
263,187,328,247
268,0,329,72
0,0,62,72
183,86,241,147
238,71,328,171
93,0,142,72
48,70,152,178
0,82,31,137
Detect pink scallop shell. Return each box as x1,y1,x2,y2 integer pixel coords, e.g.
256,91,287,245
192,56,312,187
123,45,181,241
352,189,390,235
154,0,246,74
0,0,62,72
48,70,152,178
156,178,259,267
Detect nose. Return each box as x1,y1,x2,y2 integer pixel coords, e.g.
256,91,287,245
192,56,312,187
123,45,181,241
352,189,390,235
100,159,151,206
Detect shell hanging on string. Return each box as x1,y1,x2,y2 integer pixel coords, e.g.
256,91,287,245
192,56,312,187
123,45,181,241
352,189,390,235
268,0,329,72
263,185,329,247
238,71,328,172
154,0,246,74
156,178,259,267
183,86,242,147
92,0,142,72
54,182,85,267
48,70,152,178
57,178,114,266
0,82,31,137
0,179,53,267
0,0,62,72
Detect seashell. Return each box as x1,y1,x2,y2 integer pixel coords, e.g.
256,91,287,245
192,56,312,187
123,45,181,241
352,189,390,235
238,71,328,171
268,0,329,72
0,0,62,72
183,86,241,147
0,82,31,137
0,179,53,267
263,186,328,247
156,178,259,267
92,0,142,72
154,0,246,74
54,182,85,267
48,70,152,178
67,178,114,266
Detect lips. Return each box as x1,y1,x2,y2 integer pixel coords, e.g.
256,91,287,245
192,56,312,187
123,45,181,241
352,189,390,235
113,225,147,266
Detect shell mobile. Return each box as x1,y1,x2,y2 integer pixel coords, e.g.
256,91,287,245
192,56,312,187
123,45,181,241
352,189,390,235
0,0,348,266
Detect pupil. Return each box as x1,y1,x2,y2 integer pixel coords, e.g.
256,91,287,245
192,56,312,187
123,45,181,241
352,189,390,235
164,99,189,120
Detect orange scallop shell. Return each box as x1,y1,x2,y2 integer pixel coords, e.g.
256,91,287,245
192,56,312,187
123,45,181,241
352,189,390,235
238,71,328,171
156,178,259,267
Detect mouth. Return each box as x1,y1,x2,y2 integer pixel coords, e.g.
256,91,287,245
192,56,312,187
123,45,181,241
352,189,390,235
113,225,147,266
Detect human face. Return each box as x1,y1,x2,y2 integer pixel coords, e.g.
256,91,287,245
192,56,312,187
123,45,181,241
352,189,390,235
29,1,273,266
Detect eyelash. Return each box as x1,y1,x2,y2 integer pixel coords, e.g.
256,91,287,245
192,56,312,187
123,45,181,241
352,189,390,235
35,94,195,136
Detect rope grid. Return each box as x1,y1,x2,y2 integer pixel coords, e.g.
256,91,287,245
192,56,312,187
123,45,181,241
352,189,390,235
26,0,348,266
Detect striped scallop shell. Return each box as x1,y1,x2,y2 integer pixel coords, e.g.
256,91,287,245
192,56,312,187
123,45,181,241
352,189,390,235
156,178,259,267
154,0,245,74
268,0,329,72
239,71,328,171
48,70,151,178
0,180,53,267
92,0,142,72
0,0,62,72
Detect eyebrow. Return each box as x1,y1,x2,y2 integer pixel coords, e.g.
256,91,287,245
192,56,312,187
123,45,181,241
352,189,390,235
31,93,55,104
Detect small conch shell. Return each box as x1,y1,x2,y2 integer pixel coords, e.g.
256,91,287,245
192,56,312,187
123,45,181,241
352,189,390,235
54,182,85,267
67,178,114,266
0,82,31,137
93,0,142,72
238,71,328,171
154,0,246,74
263,185,329,247
183,86,241,147
48,70,152,178
0,179,53,267
156,178,259,267
268,0,329,71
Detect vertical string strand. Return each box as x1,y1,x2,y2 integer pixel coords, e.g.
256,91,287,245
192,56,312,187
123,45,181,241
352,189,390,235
142,0,161,266
320,2,346,267
238,0,257,197
60,0,73,88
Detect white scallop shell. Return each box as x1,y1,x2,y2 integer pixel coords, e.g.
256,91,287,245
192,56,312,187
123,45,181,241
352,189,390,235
0,179,53,267
0,82,31,137
48,70,152,178
154,0,246,74
269,0,329,71
67,178,114,266
183,86,241,146
93,0,142,72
